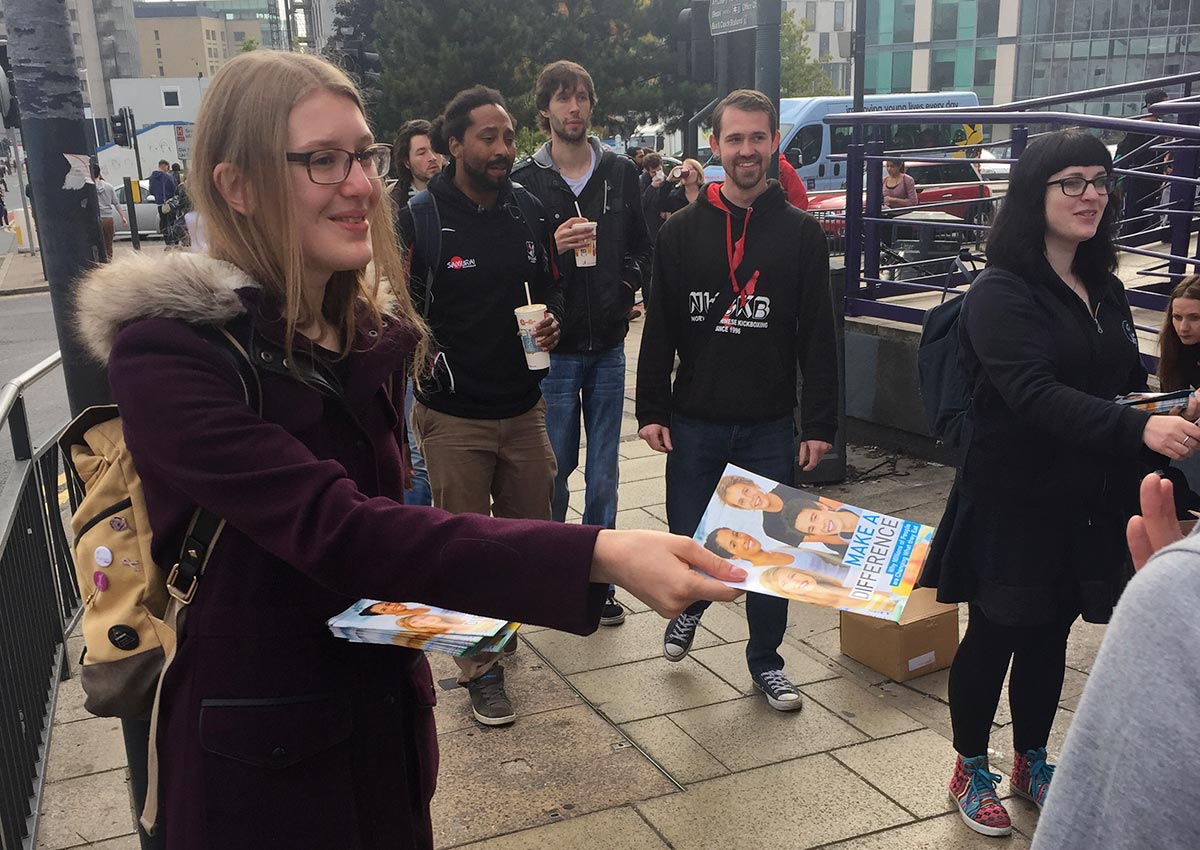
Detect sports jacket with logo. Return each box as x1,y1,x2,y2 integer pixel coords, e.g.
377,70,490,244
395,166,562,419
635,180,837,440
512,138,651,353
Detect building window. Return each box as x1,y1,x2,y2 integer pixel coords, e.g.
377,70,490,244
154,29,160,40
894,0,915,43
162,88,181,107
932,0,958,41
159,65,166,76
73,32,81,44
233,31,245,41
819,32,830,59
977,0,1000,38
892,50,913,93
834,2,845,31
974,46,997,100
931,48,958,89
805,1,817,28
69,8,77,20
156,48,162,58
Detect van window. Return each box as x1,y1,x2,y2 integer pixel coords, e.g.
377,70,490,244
794,124,823,167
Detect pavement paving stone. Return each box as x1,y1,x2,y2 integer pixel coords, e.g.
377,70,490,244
447,806,671,850
800,678,924,739
427,646,582,735
904,669,949,702
801,628,890,685
58,836,142,850
613,506,668,531
35,769,136,850
618,437,662,460
614,476,674,510
641,502,669,524
782,599,842,639
832,728,1005,818
616,588,652,614
853,481,960,517
688,600,750,642
989,706,1076,773
522,610,721,676
1064,619,1109,674
618,453,667,483
567,656,742,724
431,704,676,848
52,677,93,726
691,639,837,695
44,717,126,783
870,681,955,741
669,693,868,771
619,715,730,784
635,753,913,850
822,812,1033,849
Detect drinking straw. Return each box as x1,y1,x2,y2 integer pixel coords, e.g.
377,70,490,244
574,200,583,218
524,281,532,305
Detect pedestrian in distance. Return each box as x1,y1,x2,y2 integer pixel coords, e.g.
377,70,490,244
91,162,126,262
659,158,706,216
74,50,746,850
636,88,838,712
149,159,178,244
395,85,563,727
513,60,654,627
917,128,1200,838
1115,88,1170,237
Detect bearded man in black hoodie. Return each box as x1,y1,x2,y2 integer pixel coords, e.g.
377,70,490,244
636,89,837,712
396,85,562,728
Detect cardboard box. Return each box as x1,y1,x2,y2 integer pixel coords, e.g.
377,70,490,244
839,588,960,682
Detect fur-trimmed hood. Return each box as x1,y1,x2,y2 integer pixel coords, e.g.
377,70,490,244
77,251,258,364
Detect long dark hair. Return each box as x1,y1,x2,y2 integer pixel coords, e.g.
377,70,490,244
391,118,432,199
1159,274,1200,390
986,129,1119,286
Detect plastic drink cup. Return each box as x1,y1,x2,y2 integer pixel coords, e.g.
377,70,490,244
514,304,550,370
573,221,597,268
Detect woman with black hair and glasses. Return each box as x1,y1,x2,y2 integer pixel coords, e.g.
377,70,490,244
918,129,1200,838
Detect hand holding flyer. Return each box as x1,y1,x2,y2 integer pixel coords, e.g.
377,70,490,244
692,464,934,622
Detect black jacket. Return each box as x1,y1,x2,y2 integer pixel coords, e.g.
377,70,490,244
920,261,1151,625
512,138,651,352
636,181,837,438
395,166,562,419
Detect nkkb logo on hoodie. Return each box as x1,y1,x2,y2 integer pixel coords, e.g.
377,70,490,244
689,291,772,334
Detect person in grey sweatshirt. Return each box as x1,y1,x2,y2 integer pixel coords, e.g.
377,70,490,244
1031,472,1200,850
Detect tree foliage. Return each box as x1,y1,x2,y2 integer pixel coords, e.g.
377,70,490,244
780,11,840,98
331,0,709,144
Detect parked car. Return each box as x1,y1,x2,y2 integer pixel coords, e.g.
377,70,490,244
113,179,162,240
807,159,994,249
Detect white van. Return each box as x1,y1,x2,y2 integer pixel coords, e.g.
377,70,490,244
704,91,983,192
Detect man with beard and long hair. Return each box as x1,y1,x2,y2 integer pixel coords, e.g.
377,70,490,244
636,89,837,711
395,85,563,726
513,61,652,629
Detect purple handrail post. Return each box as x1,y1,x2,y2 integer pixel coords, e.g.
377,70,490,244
843,142,865,314
863,140,885,291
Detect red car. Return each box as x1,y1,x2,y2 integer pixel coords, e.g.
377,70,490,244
807,160,993,246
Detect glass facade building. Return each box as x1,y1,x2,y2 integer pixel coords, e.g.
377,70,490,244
1015,0,1200,115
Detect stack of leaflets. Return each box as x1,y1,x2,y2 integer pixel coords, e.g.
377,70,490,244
1116,388,1194,414
327,599,520,656
695,464,935,622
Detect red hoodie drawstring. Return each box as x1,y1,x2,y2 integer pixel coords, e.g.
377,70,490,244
707,183,757,308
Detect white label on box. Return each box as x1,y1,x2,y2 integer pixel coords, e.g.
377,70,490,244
907,650,936,672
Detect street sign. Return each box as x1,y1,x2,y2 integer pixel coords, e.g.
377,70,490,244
709,0,759,36
174,124,194,162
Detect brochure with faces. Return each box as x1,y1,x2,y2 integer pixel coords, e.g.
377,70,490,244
327,599,520,656
694,464,934,622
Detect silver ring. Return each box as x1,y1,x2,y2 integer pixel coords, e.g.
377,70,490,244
1186,436,1192,447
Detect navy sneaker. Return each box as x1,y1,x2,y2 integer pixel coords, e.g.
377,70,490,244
663,611,702,661
751,668,802,711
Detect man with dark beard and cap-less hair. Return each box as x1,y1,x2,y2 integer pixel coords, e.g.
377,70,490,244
395,85,564,727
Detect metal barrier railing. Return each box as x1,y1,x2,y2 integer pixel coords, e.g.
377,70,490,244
0,353,80,850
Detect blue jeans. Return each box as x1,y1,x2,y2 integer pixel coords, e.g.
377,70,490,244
402,378,431,507
543,345,625,529
666,413,796,675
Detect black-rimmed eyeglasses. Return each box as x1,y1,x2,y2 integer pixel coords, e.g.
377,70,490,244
286,144,392,185
1046,175,1118,197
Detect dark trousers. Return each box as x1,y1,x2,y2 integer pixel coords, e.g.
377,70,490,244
665,412,795,675
949,602,1076,757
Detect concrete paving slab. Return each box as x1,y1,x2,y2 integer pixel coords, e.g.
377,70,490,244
449,806,671,850
36,769,135,850
615,476,673,510
823,812,1033,849
1006,793,1044,841
691,639,837,694
870,681,955,742
801,628,890,686
905,669,949,702
690,600,750,642
617,588,652,614
52,677,94,726
431,704,676,847
857,481,959,517
613,506,668,531
619,438,663,460
619,715,730,784
635,753,912,850
44,717,126,783
619,453,667,483
1065,620,1109,674
783,599,842,639
62,836,142,850
567,656,742,724
801,678,924,739
641,502,669,524
427,647,582,735
832,728,1000,818
990,706,1076,771
523,611,721,676
669,693,867,771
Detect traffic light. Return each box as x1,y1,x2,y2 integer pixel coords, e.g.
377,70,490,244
0,41,19,129
111,107,131,147
674,2,714,84
344,39,381,87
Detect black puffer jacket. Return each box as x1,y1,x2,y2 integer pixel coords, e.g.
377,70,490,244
512,138,651,353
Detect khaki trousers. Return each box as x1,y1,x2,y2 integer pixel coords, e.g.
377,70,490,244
410,398,556,682
100,216,115,261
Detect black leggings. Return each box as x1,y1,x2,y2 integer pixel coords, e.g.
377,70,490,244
949,603,1076,757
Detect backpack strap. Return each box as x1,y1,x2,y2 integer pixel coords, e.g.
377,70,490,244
508,184,550,274
141,323,259,835
407,189,441,320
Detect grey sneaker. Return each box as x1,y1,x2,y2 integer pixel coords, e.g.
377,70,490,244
663,611,702,661
600,591,626,626
751,668,802,711
466,668,516,726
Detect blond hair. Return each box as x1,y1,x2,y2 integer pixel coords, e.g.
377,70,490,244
189,50,428,375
